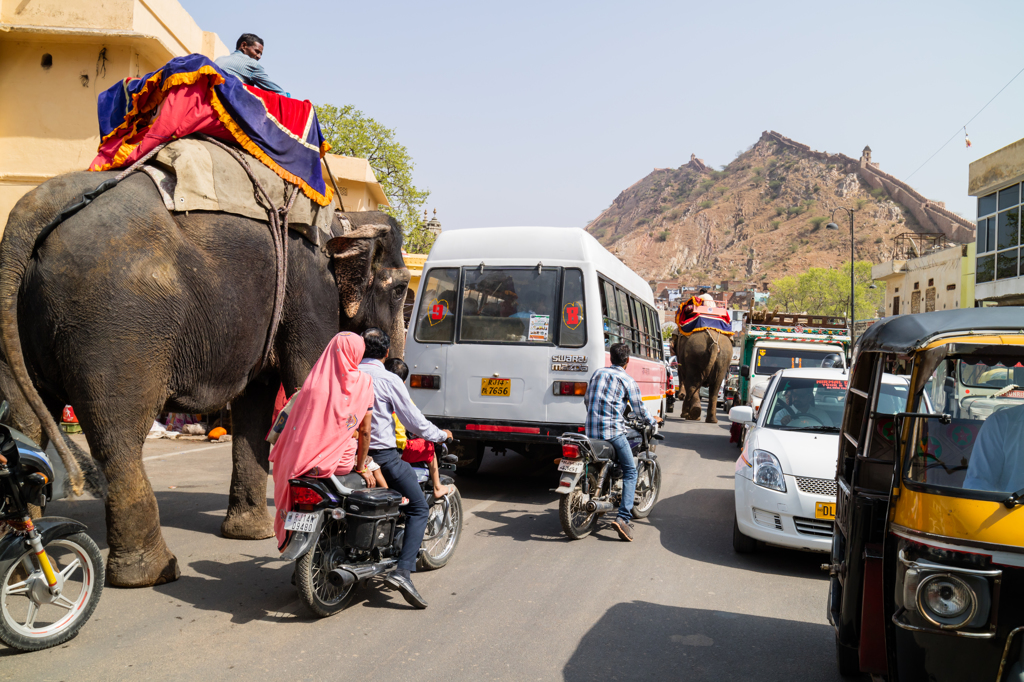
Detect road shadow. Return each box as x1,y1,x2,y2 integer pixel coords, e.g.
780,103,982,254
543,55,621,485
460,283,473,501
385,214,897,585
455,453,555,506
562,601,845,682
659,428,737,462
650,489,829,580
472,506,566,543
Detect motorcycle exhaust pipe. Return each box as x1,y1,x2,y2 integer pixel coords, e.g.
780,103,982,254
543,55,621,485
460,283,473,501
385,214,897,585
586,500,615,513
327,568,357,590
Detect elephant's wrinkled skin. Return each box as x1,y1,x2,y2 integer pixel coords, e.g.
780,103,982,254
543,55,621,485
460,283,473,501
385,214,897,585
0,171,409,587
673,329,732,424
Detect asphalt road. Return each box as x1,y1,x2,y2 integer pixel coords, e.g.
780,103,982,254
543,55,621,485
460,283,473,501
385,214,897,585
1,412,847,681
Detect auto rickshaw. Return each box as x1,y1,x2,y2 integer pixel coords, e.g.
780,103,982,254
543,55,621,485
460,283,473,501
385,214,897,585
828,308,1024,681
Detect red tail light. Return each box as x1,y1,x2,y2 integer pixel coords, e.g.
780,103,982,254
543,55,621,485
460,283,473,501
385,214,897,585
410,374,441,389
552,381,587,396
561,444,580,459
292,486,323,506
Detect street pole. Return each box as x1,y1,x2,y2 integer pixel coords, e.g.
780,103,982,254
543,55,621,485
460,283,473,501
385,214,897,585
826,208,855,343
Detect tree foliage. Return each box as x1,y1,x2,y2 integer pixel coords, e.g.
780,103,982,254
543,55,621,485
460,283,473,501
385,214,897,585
315,103,435,253
769,261,885,321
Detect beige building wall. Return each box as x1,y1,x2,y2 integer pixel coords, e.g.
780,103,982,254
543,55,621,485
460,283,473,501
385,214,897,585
321,155,390,213
872,244,971,316
0,0,228,232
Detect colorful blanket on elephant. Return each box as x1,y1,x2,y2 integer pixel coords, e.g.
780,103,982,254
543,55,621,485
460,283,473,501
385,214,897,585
90,54,333,206
676,298,733,337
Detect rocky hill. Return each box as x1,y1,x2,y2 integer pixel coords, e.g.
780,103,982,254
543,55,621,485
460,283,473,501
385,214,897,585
587,131,975,286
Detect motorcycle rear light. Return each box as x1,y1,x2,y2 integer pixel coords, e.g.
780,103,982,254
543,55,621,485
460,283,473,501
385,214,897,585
561,444,580,459
552,381,587,396
559,479,573,487
411,374,441,389
292,486,323,506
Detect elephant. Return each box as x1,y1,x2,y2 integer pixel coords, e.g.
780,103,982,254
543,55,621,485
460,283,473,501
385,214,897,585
0,170,410,587
673,329,732,424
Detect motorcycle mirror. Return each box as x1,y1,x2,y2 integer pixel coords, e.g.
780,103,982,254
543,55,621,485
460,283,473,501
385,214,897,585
0,400,10,425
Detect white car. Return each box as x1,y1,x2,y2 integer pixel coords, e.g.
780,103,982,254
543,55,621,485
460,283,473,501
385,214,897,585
729,368,909,554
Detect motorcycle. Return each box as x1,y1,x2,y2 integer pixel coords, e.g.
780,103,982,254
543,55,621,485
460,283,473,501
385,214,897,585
0,401,103,651
554,417,664,539
281,441,463,617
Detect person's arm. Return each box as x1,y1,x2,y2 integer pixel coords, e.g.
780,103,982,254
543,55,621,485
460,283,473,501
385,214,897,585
354,412,375,488
247,61,288,95
964,417,1003,491
391,375,449,443
626,376,657,426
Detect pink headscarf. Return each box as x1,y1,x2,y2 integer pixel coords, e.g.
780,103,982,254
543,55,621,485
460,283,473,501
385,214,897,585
269,332,374,547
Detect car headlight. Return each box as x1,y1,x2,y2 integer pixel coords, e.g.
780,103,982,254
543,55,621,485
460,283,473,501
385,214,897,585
752,449,786,493
917,574,976,628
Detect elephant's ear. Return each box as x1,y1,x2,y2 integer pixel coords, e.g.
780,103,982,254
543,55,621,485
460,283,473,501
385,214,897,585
325,223,392,318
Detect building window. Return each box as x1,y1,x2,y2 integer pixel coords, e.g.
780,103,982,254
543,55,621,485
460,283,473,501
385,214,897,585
913,282,919,290
946,283,957,291
928,278,934,286
978,183,1022,283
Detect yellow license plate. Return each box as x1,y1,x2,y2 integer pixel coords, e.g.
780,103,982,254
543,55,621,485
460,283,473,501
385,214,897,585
815,502,836,520
481,378,511,397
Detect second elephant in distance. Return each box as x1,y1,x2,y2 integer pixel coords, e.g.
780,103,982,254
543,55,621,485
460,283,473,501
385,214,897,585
674,329,732,424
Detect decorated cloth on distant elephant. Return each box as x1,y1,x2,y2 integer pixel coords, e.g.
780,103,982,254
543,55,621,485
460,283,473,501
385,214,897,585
676,296,733,337
90,53,333,206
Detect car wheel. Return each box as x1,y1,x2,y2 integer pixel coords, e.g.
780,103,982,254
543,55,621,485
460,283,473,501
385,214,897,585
732,514,757,554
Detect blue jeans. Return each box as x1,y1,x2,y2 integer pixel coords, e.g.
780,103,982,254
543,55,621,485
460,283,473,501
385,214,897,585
608,433,637,521
371,448,428,572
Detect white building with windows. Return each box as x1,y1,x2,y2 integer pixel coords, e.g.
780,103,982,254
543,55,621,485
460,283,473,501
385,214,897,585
969,138,1024,305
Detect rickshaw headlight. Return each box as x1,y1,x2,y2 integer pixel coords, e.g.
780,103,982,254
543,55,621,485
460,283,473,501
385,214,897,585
751,449,786,493
918,574,975,625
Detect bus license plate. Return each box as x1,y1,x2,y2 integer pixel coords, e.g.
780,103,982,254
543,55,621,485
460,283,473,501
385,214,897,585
284,511,318,533
481,378,511,396
815,502,835,520
558,460,584,473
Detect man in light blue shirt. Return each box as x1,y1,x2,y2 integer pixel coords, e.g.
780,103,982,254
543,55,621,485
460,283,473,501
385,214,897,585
214,33,289,96
963,403,1024,493
359,327,450,609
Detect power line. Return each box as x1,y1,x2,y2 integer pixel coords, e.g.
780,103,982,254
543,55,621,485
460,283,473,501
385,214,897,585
905,64,1024,181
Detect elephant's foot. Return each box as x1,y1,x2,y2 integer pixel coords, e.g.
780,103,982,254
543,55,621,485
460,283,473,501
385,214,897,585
686,406,702,421
221,506,274,540
107,543,180,587
705,414,719,424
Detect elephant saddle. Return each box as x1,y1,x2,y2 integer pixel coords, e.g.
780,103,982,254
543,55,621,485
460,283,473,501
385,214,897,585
676,296,734,337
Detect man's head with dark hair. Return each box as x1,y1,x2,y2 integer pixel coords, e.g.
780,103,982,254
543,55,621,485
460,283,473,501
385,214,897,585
609,342,630,367
362,327,390,360
699,288,708,295
236,33,264,59
384,357,409,381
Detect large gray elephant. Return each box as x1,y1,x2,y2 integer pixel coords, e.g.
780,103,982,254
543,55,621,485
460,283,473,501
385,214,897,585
673,329,732,424
0,170,409,587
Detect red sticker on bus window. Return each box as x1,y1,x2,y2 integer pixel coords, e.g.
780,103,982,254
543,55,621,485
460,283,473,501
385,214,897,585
563,304,582,330
428,300,447,326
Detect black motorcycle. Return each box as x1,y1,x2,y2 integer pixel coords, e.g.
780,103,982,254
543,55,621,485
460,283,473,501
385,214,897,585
0,402,103,651
281,441,463,617
555,419,663,540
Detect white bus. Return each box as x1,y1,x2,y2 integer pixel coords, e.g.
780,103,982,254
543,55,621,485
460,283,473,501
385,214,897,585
403,226,667,470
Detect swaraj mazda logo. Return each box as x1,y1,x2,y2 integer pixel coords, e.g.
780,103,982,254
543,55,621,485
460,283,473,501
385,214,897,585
551,354,588,372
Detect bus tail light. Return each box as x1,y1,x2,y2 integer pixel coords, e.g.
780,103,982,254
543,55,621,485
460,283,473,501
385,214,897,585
553,381,587,396
411,374,441,389
561,444,580,459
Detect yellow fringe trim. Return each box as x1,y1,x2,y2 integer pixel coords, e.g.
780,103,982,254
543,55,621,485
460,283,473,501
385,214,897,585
677,326,734,337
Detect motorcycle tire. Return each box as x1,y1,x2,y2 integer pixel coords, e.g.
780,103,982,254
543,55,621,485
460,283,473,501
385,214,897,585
631,460,662,519
417,488,463,571
296,519,354,618
558,473,599,540
0,531,103,651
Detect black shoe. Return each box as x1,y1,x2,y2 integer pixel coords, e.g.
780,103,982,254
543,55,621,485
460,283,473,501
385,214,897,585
384,572,428,609
611,517,634,542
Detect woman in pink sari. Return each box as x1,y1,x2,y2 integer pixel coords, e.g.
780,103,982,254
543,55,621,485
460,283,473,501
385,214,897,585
269,332,375,549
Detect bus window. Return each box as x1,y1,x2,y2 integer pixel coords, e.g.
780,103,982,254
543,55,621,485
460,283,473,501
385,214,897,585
616,288,639,354
560,268,586,348
601,279,621,348
630,297,649,357
459,267,559,344
414,268,459,343
647,306,664,360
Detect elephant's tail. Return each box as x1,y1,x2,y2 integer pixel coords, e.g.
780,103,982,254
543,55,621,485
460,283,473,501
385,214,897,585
699,329,722,386
0,176,101,495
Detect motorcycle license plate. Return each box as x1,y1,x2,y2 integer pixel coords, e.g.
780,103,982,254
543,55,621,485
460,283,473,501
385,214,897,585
481,378,511,396
558,460,584,473
815,502,836,520
284,511,318,533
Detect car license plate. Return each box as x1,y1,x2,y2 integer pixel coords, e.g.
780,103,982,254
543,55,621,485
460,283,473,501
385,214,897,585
284,511,318,533
481,378,511,396
558,460,584,473
815,502,836,520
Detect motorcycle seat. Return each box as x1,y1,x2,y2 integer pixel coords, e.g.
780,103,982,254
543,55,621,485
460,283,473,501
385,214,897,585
591,440,617,461
336,472,367,490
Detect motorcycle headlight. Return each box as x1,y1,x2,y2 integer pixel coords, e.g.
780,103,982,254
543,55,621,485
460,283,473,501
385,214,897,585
752,449,786,493
917,574,976,627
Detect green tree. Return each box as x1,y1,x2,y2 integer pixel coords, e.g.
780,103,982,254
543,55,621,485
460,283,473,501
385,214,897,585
315,103,434,252
768,261,884,321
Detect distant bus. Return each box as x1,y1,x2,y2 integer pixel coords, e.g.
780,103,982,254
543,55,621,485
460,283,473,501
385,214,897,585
403,226,666,468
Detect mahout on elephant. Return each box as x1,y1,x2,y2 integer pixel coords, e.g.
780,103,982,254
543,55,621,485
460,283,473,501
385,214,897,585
0,170,409,587
673,329,732,424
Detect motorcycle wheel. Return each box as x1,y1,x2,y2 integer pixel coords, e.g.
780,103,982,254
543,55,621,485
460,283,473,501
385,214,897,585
559,473,599,540
631,460,662,519
296,519,354,618
417,488,463,571
0,531,103,651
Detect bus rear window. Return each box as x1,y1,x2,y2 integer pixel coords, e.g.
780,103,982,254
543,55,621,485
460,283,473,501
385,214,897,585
560,269,586,348
414,268,458,343
460,268,559,344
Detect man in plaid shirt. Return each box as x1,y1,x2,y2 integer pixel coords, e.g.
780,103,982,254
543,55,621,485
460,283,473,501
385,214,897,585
584,343,660,541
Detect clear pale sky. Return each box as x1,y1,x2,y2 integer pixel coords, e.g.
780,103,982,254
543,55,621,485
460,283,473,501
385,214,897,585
182,0,1024,232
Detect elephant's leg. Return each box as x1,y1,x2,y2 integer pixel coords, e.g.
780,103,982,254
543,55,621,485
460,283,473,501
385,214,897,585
221,379,277,540
683,380,702,421
705,378,723,423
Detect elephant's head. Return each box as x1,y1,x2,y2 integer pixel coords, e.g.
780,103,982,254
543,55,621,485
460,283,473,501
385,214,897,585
326,211,411,358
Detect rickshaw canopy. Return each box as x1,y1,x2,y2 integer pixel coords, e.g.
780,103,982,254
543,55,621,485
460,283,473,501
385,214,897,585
857,308,1024,355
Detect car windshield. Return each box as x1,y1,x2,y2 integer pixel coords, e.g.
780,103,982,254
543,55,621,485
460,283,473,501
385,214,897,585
459,267,560,344
904,349,1024,498
754,347,843,375
763,376,848,432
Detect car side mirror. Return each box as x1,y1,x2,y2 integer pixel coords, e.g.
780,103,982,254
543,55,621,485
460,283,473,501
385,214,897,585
740,365,750,378
729,406,754,424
